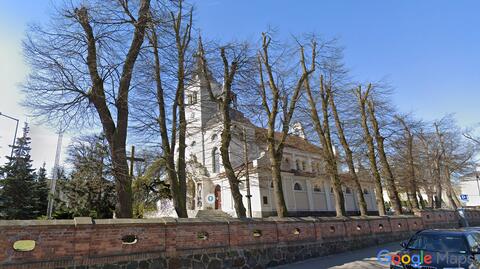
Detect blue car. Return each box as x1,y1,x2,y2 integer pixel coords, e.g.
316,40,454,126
390,229,480,269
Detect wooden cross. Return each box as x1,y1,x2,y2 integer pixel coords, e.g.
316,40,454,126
126,145,145,177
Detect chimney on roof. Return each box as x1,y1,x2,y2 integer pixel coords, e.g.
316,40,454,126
290,122,306,139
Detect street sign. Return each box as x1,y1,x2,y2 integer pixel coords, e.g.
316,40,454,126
206,194,215,204
460,194,469,202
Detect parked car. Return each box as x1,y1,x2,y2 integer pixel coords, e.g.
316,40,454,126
390,229,480,269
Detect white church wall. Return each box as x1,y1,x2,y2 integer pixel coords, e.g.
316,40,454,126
292,178,309,211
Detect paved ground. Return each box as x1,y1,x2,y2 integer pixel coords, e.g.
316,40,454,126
274,241,401,269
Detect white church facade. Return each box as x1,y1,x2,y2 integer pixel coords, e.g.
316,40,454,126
162,74,379,218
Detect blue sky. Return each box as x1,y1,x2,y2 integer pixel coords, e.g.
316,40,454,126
1,0,479,169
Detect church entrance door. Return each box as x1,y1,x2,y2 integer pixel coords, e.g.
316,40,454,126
214,185,221,210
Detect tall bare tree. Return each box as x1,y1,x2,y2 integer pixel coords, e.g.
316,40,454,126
304,73,347,217
23,0,151,218
395,115,420,210
328,87,368,216
197,38,251,218
355,85,386,215
257,33,315,217
366,99,402,215
145,0,193,218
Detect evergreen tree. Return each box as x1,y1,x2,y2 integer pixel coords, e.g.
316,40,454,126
34,163,50,217
0,123,39,219
53,134,116,218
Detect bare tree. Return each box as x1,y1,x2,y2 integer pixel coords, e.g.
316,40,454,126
256,33,315,217
197,38,252,218
22,0,151,218
366,98,402,215
304,73,348,217
355,85,386,215
328,86,368,216
395,115,420,210
145,0,193,218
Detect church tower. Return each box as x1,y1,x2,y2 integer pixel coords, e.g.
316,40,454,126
184,57,222,169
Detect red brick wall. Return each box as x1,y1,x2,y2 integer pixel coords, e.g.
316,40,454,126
0,210,471,268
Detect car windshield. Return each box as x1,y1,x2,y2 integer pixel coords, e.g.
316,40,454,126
407,234,467,253
466,232,480,251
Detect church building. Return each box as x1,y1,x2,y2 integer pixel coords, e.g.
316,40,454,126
171,72,379,218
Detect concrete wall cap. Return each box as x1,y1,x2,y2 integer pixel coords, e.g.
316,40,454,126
315,216,348,222
94,218,171,225
388,215,420,219
226,218,276,224
0,219,75,226
267,217,312,222
176,218,229,224
74,217,93,226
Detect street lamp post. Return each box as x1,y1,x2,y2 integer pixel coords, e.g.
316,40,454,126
0,112,19,158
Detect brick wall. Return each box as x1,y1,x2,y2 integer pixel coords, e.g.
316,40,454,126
0,210,477,269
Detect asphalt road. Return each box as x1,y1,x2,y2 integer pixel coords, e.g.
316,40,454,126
274,241,401,269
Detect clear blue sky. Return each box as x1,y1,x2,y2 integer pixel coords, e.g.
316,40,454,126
1,0,479,167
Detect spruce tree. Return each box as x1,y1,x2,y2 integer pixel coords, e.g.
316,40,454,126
0,123,39,219
34,163,50,217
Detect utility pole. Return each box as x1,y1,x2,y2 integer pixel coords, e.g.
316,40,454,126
243,127,252,218
0,112,19,158
47,131,63,219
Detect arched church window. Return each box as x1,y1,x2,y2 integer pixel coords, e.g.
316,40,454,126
345,187,352,194
212,147,220,173
302,161,306,171
293,182,302,191
296,160,301,170
270,181,274,188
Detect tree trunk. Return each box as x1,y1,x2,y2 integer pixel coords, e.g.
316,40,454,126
220,105,247,218
148,27,188,218
328,161,346,217
433,159,443,209
367,101,403,215
109,139,132,218
444,166,458,209
397,118,420,210
328,88,367,216
303,75,346,217
356,87,386,216
427,193,434,208
270,151,288,217
416,188,425,209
